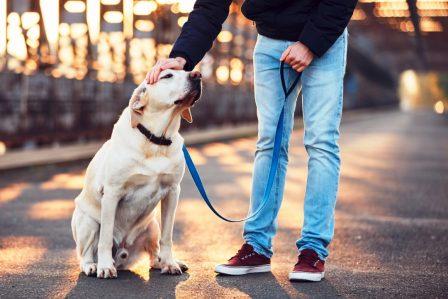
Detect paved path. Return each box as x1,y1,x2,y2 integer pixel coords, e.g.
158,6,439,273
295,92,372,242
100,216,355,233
1,110,447,298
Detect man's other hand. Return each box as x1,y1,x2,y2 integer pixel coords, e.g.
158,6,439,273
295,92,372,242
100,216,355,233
146,57,187,84
280,42,314,73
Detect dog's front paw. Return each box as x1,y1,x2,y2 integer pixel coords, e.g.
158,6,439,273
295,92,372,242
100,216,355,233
159,258,186,275
97,259,117,279
81,262,97,276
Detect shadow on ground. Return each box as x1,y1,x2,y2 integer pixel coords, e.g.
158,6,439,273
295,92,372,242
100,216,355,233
66,270,189,298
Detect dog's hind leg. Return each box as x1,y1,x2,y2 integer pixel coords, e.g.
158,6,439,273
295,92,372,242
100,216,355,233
71,207,99,276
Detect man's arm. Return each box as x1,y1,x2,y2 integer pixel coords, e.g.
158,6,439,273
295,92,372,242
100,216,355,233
299,0,358,57
169,0,233,71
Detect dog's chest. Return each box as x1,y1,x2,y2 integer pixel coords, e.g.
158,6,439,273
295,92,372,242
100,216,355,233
121,171,174,203
115,165,178,229
125,155,179,191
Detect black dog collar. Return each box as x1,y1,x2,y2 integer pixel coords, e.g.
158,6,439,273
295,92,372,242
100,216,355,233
136,124,172,146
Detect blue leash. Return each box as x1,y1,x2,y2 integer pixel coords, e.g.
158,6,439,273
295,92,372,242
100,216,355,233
182,61,301,222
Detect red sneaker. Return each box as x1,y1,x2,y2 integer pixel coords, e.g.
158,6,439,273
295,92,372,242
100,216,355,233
289,249,325,282
215,243,271,275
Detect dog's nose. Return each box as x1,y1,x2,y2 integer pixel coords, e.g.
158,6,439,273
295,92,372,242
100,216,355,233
189,71,202,81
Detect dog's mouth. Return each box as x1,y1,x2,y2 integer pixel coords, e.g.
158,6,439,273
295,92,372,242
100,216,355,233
174,87,201,107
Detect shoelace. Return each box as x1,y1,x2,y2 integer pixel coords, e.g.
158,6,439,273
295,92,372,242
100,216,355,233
229,245,254,261
297,252,319,267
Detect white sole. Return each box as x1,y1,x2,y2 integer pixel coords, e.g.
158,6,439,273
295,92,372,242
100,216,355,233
289,271,325,282
215,264,271,275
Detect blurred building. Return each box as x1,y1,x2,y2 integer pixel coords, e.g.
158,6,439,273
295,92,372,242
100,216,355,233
0,0,447,151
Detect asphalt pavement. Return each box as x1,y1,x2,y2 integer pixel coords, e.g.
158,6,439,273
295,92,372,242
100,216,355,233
0,109,447,298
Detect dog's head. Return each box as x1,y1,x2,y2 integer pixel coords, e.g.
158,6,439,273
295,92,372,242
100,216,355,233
129,70,202,127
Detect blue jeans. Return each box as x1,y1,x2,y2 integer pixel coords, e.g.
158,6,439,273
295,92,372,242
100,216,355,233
243,29,348,260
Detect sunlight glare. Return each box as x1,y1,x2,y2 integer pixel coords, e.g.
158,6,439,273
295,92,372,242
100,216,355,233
27,199,74,220
0,183,28,204
0,237,47,275
41,173,85,190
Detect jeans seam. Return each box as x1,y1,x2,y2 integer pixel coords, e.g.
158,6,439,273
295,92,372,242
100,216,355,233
327,30,346,247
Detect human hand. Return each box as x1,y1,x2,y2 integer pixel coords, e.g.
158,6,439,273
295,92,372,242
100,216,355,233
146,57,187,84
280,42,314,73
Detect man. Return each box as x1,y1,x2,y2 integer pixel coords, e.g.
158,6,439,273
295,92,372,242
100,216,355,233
147,0,357,282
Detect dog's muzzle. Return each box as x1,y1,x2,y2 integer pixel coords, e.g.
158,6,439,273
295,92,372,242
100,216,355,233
175,72,202,106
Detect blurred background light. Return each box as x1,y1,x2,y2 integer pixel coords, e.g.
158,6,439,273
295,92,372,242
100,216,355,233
157,0,177,4
70,23,88,39
123,0,133,38
104,11,123,24
134,1,157,16
135,20,154,32
26,25,40,41
64,1,86,13
40,0,59,54
101,0,121,4
7,13,28,61
351,8,367,20
177,16,188,27
434,100,445,114
0,0,447,150
0,141,6,155
87,0,100,44
178,0,195,13
21,12,40,30
0,0,6,57
230,69,243,85
216,65,229,84
402,70,420,95
217,31,233,43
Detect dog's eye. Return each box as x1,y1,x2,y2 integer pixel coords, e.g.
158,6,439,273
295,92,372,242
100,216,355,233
161,73,173,80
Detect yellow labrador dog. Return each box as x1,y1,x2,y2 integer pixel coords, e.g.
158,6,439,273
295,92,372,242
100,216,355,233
71,70,201,279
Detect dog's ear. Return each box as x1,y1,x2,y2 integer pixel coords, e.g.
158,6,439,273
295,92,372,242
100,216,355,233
129,85,148,128
181,108,193,123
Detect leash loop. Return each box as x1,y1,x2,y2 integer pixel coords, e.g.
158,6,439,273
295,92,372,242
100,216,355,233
182,61,301,222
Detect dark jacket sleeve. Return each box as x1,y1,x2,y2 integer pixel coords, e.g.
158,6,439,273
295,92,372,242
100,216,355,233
299,0,357,57
169,0,232,71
